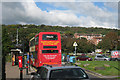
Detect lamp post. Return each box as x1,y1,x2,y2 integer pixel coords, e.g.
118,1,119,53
16,27,28,71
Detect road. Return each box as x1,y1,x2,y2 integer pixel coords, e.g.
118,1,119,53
87,71,106,80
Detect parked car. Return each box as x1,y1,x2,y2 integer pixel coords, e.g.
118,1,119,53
94,54,110,61
110,50,120,61
30,65,89,80
76,55,92,61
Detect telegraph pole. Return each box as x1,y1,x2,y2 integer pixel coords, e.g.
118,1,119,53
16,29,18,45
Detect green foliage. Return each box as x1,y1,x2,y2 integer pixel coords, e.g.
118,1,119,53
2,27,14,55
61,37,95,53
2,24,120,56
6,55,11,62
97,32,119,52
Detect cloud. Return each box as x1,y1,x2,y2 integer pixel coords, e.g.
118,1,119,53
104,2,118,10
2,0,118,29
50,2,118,27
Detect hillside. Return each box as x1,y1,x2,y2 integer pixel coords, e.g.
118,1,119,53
2,24,120,55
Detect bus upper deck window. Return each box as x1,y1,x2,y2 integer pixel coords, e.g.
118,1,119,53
42,34,58,40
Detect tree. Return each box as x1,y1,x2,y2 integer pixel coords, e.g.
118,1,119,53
61,37,95,53
77,38,95,53
2,28,14,54
97,32,118,52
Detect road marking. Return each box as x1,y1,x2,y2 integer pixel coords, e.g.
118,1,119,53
85,70,103,78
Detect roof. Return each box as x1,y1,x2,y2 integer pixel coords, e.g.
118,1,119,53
75,33,102,36
43,66,82,71
11,49,22,53
93,37,102,39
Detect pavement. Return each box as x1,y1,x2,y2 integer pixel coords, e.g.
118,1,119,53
6,62,32,79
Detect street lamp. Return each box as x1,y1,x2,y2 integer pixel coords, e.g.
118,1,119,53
16,27,28,68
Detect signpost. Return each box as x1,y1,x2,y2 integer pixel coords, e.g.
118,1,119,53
73,42,78,56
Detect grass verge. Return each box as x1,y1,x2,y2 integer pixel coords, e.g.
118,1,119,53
77,61,120,76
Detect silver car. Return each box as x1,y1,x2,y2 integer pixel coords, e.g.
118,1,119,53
94,54,110,61
30,65,89,80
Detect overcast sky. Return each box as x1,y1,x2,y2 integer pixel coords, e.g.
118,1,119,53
1,0,119,29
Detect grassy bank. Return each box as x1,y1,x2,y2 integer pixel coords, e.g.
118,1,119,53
77,61,120,76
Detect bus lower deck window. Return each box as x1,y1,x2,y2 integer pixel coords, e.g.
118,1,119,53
42,50,58,53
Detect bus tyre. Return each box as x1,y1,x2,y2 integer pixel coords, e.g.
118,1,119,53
115,59,118,61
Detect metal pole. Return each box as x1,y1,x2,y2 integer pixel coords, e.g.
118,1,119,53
29,52,31,71
75,46,76,56
20,69,23,80
26,63,28,75
115,41,117,50
23,41,24,68
17,29,18,45
115,45,117,50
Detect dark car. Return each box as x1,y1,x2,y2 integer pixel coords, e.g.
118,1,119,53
30,65,89,80
76,55,92,61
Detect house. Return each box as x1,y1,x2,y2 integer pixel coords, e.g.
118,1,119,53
74,33,103,45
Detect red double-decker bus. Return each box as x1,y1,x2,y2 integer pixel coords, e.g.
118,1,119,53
29,32,61,67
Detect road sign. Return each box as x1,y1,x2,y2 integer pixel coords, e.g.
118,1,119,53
73,42,78,56
73,42,78,46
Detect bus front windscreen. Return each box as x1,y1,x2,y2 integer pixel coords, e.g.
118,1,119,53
42,34,58,40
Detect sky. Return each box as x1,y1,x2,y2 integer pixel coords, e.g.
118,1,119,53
1,0,119,29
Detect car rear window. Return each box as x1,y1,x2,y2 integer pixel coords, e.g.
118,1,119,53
50,68,88,79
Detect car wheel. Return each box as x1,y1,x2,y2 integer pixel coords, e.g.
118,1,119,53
104,59,107,61
78,59,80,61
86,59,88,61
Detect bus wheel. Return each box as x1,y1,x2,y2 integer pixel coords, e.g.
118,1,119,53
115,59,118,61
